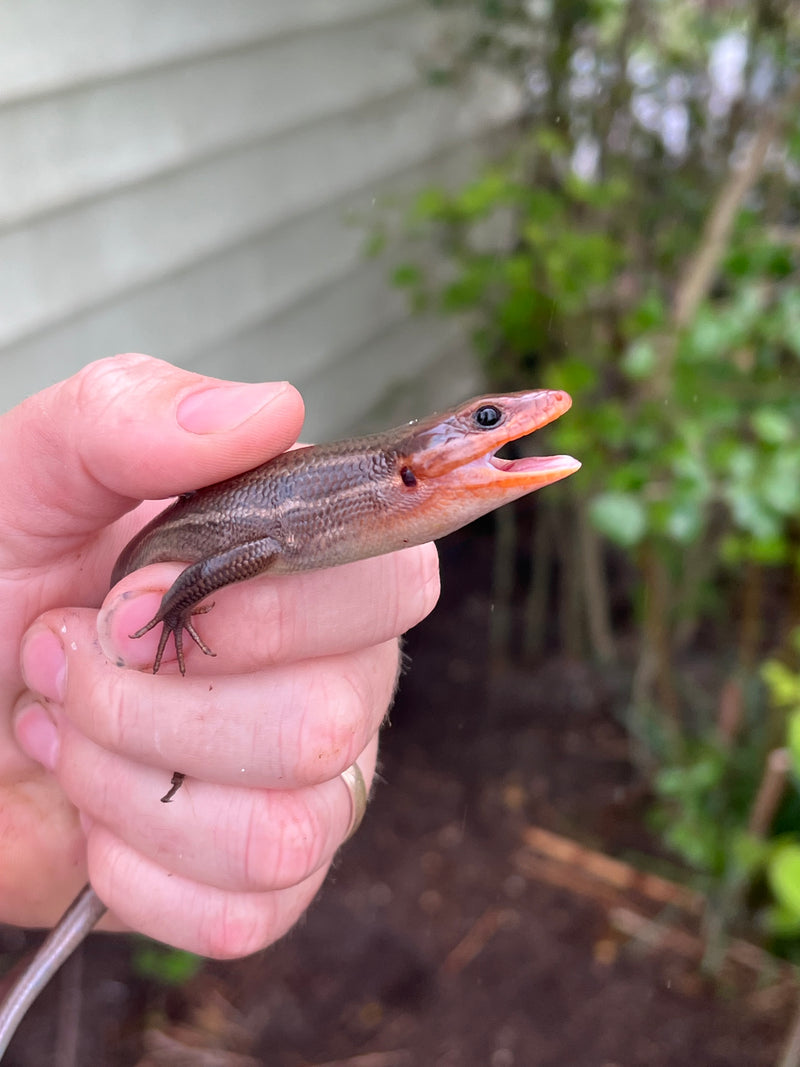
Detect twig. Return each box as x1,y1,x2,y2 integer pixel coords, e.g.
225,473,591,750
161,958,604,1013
577,498,616,663
522,505,554,661
672,78,800,329
519,824,703,914
441,907,505,975
640,547,681,726
609,906,794,981
716,677,744,747
514,848,632,910
559,503,586,657
748,748,791,838
739,560,765,671
489,505,518,670
609,906,703,959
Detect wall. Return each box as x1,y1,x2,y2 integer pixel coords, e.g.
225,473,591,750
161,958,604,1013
0,1,517,437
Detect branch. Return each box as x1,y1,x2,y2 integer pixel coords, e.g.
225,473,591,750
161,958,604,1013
518,824,703,913
672,78,800,329
748,748,791,838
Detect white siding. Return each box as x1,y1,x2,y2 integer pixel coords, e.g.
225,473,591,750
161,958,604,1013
0,1,516,436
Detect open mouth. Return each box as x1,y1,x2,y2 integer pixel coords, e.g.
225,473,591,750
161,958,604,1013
483,392,580,480
489,452,581,475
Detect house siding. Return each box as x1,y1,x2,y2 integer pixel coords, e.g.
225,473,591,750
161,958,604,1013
0,1,516,435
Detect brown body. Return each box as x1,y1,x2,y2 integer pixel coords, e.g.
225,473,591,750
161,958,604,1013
113,389,579,674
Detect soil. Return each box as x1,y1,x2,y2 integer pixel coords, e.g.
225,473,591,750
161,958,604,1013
1,521,795,1066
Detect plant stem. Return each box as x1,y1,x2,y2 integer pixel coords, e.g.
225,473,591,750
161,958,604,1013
577,500,616,663
489,504,517,669
522,506,553,662
640,545,681,725
747,748,790,838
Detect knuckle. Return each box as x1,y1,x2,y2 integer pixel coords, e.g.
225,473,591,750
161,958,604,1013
96,680,141,756
70,354,151,420
242,792,329,891
198,896,268,959
395,543,441,631
298,663,374,783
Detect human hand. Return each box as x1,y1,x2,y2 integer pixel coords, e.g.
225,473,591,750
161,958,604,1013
2,355,440,956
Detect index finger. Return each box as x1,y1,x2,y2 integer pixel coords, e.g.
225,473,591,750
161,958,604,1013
100,543,440,675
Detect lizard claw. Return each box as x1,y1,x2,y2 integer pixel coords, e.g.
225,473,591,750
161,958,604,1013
160,772,186,803
130,601,217,675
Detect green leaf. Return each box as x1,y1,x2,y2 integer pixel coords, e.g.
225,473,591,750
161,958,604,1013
589,492,648,547
132,942,203,986
664,497,705,543
392,263,424,288
788,711,800,775
766,902,800,937
455,170,512,217
364,230,387,258
683,307,729,362
730,831,769,877
727,443,757,481
725,473,782,541
722,532,788,566
441,267,488,310
751,408,794,445
409,187,452,223
663,817,721,872
626,291,666,333
762,450,800,516
622,339,657,380
778,288,800,358
502,253,534,289
762,661,800,709
767,843,800,920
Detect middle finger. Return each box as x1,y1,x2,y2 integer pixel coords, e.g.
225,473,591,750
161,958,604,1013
29,608,398,788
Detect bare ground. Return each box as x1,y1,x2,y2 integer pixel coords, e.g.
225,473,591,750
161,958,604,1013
1,521,795,1066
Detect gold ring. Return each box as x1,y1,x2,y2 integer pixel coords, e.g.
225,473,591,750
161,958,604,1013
340,761,368,841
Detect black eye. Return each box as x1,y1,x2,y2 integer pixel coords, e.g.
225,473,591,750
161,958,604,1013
400,465,418,487
473,404,502,429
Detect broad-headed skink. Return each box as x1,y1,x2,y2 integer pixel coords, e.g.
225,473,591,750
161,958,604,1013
0,389,579,1056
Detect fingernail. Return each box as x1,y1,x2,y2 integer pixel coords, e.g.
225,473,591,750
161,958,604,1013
14,702,60,771
98,588,163,669
20,625,67,703
177,381,289,434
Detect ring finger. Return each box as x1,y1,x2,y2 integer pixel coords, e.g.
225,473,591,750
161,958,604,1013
54,723,378,894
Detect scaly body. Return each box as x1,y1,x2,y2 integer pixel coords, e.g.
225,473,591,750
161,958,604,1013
0,389,579,1057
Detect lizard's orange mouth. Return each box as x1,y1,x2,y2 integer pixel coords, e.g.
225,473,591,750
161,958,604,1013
485,450,580,490
489,452,581,477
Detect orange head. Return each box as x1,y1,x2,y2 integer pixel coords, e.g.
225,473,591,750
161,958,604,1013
398,389,579,494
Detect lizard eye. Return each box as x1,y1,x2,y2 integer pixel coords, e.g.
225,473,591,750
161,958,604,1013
473,404,502,429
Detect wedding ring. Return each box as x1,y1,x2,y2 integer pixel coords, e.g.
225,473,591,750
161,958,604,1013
340,761,368,841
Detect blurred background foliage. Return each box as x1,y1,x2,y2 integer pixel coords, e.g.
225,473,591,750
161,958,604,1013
373,0,800,963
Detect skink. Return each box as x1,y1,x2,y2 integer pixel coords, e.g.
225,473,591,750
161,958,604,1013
0,388,579,1056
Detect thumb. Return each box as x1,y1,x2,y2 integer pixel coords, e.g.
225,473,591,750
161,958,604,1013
0,353,305,565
